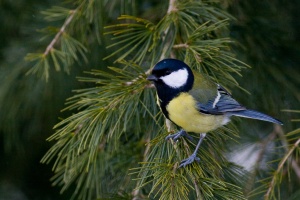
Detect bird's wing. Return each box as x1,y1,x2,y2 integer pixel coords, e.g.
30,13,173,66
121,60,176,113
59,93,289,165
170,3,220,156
196,84,246,115
189,72,245,115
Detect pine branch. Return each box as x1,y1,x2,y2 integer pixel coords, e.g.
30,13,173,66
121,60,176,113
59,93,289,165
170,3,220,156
291,159,300,180
41,1,250,199
261,122,300,200
25,1,105,81
264,138,300,199
3,1,300,200
41,61,162,199
159,0,177,61
173,43,189,49
167,0,177,14
43,9,76,56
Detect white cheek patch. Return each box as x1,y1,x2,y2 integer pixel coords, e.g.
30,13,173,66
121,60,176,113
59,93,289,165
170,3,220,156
160,69,188,88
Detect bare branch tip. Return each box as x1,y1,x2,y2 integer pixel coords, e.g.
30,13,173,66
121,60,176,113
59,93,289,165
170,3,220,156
167,0,178,14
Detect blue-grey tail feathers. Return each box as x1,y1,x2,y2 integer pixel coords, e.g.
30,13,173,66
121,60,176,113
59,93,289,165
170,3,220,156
227,109,283,125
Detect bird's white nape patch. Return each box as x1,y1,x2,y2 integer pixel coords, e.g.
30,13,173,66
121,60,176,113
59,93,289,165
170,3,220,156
160,68,188,88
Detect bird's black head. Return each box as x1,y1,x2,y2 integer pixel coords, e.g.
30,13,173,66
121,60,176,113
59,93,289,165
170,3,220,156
147,59,194,117
147,59,194,89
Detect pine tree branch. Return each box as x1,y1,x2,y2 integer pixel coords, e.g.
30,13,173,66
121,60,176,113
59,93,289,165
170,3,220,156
43,9,76,56
276,124,300,180
191,174,203,200
264,137,300,199
158,0,177,61
41,1,250,199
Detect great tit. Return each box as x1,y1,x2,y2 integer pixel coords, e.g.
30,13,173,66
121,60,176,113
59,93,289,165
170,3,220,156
147,58,283,168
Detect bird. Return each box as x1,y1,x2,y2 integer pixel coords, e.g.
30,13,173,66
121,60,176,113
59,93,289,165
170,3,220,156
147,58,283,168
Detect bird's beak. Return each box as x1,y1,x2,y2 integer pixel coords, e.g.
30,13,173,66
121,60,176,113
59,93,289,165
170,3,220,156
147,75,158,81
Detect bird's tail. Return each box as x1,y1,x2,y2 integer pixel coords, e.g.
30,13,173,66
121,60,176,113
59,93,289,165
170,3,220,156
227,109,283,125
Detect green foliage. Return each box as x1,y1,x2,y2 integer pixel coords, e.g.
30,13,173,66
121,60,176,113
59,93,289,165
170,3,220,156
24,1,103,81
41,61,161,199
104,16,157,64
264,130,300,199
174,20,249,88
1,0,300,200
131,126,247,200
39,1,251,199
247,125,300,200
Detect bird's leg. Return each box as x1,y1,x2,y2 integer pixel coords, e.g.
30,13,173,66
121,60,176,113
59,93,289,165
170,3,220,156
178,133,206,168
165,129,194,142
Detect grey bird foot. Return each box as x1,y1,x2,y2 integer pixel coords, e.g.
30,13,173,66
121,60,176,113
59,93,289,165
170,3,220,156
165,129,194,142
178,154,200,168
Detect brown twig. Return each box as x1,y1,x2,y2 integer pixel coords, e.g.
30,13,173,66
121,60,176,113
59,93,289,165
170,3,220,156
43,10,76,56
291,159,300,179
276,125,300,180
264,137,300,199
173,43,189,49
167,0,177,14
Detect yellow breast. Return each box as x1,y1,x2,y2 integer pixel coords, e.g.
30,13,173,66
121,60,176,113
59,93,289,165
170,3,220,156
166,93,228,133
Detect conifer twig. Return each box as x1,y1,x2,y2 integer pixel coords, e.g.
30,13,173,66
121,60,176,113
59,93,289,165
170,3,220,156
265,137,300,199
173,43,189,49
43,9,76,56
121,0,180,90
159,0,177,61
167,0,177,13
291,159,300,179
276,125,300,180
193,178,202,200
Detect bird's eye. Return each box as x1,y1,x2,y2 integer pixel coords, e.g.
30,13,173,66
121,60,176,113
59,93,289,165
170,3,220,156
165,70,171,75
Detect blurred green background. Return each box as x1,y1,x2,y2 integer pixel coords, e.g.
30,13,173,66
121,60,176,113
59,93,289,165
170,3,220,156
0,0,299,199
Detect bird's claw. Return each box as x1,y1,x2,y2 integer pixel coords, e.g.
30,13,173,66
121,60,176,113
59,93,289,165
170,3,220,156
178,154,200,168
165,133,182,142
165,130,194,142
